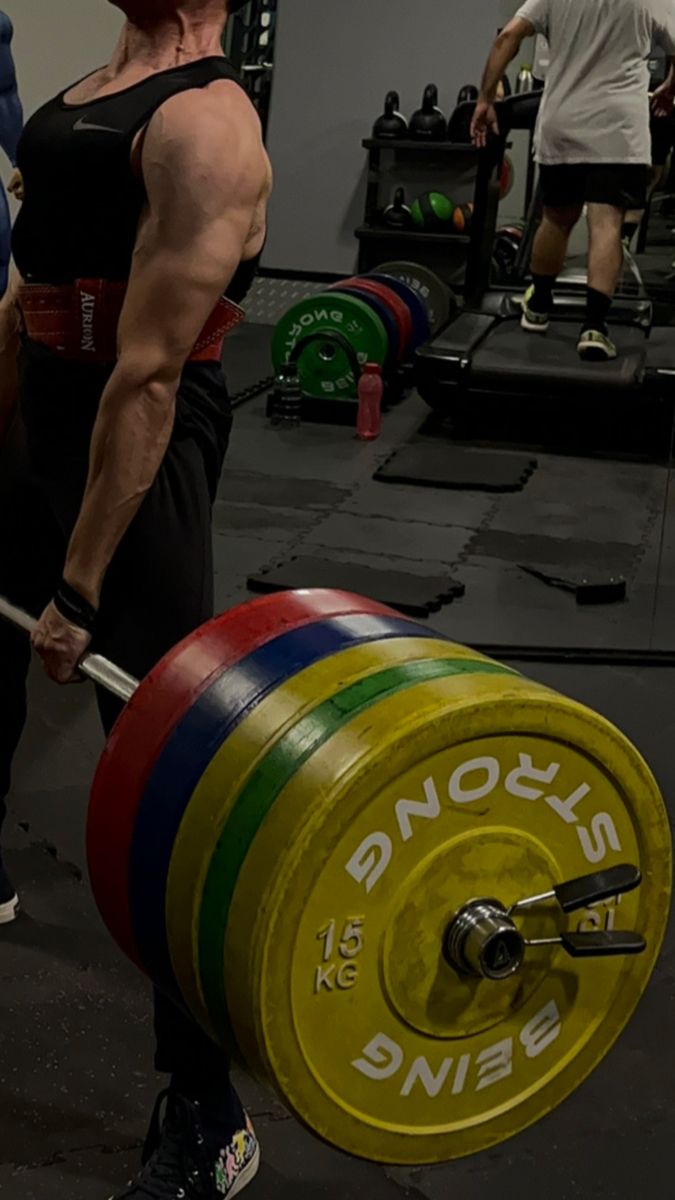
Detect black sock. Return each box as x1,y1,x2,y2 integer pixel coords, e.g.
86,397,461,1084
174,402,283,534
530,272,555,313
583,287,612,335
621,220,639,243
170,1075,245,1141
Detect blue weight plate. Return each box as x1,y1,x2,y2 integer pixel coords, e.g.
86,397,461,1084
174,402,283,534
329,285,400,364
127,612,444,998
367,272,431,349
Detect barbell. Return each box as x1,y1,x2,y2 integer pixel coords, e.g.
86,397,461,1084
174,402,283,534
0,589,671,1164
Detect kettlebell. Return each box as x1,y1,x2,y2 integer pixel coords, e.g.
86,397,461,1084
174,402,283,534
447,101,475,143
410,83,446,141
382,187,413,230
457,84,479,107
373,90,408,140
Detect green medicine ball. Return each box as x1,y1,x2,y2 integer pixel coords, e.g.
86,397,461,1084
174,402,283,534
411,192,456,231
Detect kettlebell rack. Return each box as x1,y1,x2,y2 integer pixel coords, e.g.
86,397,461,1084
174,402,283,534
357,137,478,286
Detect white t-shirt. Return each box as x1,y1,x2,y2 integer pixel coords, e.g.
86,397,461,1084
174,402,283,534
515,0,675,164
533,34,551,81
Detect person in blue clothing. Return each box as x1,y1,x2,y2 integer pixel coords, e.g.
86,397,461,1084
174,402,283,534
0,11,22,297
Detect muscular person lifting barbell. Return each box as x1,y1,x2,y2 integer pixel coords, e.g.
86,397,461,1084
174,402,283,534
0,0,671,1189
0,1,271,1196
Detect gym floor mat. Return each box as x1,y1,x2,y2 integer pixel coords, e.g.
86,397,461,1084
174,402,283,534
470,529,641,576
374,441,537,491
247,555,465,617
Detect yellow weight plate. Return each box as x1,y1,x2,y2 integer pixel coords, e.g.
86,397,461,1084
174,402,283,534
227,676,671,1164
199,657,514,1045
165,636,486,1035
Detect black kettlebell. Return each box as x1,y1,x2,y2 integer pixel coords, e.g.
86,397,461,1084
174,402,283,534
410,84,446,141
382,187,413,230
447,101,475,143
373,90,408,140
457,84,479,107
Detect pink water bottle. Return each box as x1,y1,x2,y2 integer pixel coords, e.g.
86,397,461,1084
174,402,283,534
357,363,383,440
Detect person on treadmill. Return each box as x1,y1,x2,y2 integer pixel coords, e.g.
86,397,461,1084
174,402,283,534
472,0,675,362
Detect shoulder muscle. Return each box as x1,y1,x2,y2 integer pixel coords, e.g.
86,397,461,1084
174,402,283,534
141,82,267,230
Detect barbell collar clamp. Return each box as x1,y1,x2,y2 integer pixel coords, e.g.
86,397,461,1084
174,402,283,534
527,931,647,958
509,864,642,916
446,868,647,981
445,899,525,981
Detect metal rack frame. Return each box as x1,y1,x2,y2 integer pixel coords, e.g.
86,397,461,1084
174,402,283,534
224,0,279,137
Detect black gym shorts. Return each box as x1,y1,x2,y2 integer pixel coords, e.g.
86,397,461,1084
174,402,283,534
539,163,649,211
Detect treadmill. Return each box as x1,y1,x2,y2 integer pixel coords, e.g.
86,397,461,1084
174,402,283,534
629,196,675,306
416,93,675,460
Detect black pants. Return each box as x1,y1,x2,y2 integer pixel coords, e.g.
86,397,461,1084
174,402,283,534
0,339,233,1090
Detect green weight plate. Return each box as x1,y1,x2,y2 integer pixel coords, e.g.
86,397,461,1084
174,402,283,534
376,261,455,334
272,292,389,398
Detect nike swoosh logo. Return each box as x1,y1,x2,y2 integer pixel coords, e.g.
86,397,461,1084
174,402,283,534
73,117,121,134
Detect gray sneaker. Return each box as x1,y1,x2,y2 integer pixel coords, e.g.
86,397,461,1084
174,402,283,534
577,329,617,362
520,284,550,333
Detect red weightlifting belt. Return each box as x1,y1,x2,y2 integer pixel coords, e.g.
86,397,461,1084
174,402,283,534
17,279,246,365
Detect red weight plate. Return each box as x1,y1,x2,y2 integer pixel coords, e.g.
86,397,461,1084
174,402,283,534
500,154,515,200
334,277,414,358
87,589,396,963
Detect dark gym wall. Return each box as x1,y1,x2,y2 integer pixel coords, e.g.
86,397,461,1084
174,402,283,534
263,0,505,275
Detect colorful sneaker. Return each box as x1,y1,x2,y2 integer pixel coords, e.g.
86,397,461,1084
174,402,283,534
0,853,19,925
214,1117,259,1197
520,285,550,333
111,1090,260,1198
577,328,617,362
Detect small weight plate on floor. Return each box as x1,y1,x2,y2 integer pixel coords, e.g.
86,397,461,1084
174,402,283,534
367,273,431,348
333,277,413,359
226,677,670,1163
376,261,455,334
272,292,388,397
328,285,400,366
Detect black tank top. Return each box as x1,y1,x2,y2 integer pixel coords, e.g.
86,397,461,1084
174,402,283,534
12,57,259,301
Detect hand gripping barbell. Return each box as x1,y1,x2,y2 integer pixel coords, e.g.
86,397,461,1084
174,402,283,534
0,589,671,1164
